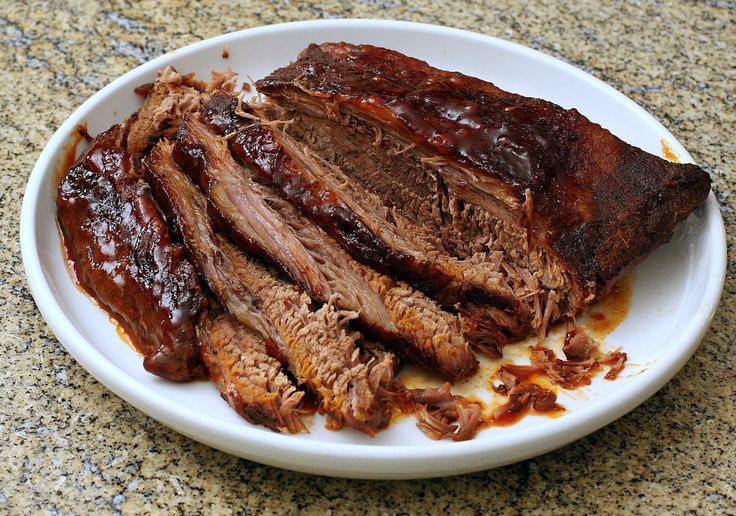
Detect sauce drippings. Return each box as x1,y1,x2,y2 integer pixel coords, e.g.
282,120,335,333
489,391,565,426
396,273,633,429
115,321,137,352
581,273,634,340
660,139,680,163
54,123,90,188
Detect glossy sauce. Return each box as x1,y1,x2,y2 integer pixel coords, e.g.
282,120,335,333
56,126,205,381
54,123,90,188
60,217,142,358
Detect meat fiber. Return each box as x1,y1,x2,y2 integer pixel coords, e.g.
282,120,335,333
198,305,306,433
200,92,529,356
127,66,206,158
222,238,396,434
126,66,239,159
409,384,483,441
530,326,628,388
56,126,204,381
143,140,394,434
175,113,478,379
256,42,711,339
144,140,276,340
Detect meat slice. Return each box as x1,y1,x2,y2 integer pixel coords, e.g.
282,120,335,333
198,305,306,433
350,262,477,381
143,140,275,340
56,126,204,381
223,240,396,434
257,42,711,326
199,93,529,357
142,140,393,434
174,114,374,312
174,113,478,379
126,66,239,159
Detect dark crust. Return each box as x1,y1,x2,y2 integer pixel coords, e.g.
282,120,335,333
56,126,205,381
256,42,711,296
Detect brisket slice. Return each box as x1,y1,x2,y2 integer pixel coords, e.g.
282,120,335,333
221,238,395,434
127,67,206,159
198,304,306,433
174,114,373,313
143,140,276,341
199,93,531,354
143,140,393,434
175,113,478,379
256,42,711,315
56,126,204,381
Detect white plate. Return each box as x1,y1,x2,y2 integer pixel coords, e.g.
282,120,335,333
20,20,726,479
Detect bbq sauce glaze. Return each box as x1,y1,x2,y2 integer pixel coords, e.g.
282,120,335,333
57,126,205,381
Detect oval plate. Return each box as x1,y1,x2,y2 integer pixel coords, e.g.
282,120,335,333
20,20,726,479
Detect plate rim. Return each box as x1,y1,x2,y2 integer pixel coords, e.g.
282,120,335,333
19,19,727,478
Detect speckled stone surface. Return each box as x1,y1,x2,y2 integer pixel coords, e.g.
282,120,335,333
1,0,734,513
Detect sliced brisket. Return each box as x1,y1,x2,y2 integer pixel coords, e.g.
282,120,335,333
222,238,396,434
143,140,276,340
175,113,479,379
256,42,711,327
142,140,393,434
199,92,529,356
56,126,204,381
198,305,306,433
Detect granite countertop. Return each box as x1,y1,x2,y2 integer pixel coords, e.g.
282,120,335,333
1,0,733,513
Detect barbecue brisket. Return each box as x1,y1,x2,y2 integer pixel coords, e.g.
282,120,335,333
176,112,479,379
143,140,394,434
198,305,307,433
257,42,711,339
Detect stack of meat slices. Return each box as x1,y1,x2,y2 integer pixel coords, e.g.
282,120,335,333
56,44,710,441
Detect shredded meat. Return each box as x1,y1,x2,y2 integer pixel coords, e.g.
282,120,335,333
493,383,559,422
127,66,206,158
491,363,542,394
531,326,628,388
563,325,598,360
600,350,628,380
491,364,560,422
409,384,483,441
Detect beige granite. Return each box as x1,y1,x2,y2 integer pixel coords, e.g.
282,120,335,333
1,0,734,513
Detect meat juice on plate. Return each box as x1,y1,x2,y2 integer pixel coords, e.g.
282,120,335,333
396,272,633,425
